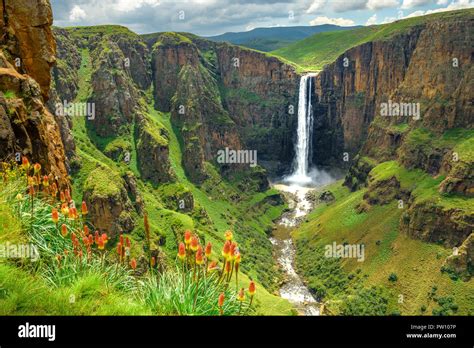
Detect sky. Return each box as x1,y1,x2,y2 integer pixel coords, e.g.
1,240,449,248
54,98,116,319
51,0,474,36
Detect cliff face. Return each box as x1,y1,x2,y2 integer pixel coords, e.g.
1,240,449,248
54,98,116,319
0,0,69,188
149,33,299,181
317,14,473,274
314,17,472,167
216,44,299,165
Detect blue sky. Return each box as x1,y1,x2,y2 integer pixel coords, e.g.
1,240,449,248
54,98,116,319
51,0,473,36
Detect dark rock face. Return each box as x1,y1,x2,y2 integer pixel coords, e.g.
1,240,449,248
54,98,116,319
148,34,299,182
215,44,299,164
89,39,142,138
314,18,472,167
48,28,81,167
135,113,175,184
83,166,136,240
0,0,69,188
400,200,473,248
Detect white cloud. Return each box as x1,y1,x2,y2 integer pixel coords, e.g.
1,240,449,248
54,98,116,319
401,0,435,9
69,5,86,21
306,0,327,13
404,0,474,17
309,16,356,26
367,0,400,10
437,0,449,4
366,14,378,25
115,0,160,12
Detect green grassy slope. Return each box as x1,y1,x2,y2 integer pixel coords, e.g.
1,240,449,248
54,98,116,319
294,169,474,315
67,47,293,315
272,9,474,71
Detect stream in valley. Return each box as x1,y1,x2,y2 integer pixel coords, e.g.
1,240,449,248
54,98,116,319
270,182,321,316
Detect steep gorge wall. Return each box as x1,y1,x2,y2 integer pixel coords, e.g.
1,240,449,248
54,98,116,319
0,0,69,188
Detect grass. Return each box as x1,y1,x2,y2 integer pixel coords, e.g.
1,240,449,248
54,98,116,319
294,169,474,315
272,9,473,71
59,45,294,314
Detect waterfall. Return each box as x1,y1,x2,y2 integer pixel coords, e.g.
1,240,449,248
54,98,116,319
287,73,317,184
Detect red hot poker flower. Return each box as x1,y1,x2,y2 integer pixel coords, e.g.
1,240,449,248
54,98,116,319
205,242,212,258
190,236,199,252
81,201,88,215
150,256,156,268
178,242,186,260
225,230,233,241
61,224,67,237
51,208,59,224
238,288,245,302
130,258,137,270
222,240,231,259
21,156,30,170
196,246,204,265
33,163,41,174
184,230,192,245
249,281,256,296
218,293,225,308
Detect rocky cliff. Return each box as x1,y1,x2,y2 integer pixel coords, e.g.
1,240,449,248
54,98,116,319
315,12,473,276
0,0,69,188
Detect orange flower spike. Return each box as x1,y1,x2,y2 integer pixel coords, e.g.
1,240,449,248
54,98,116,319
126,237,131,249
101,233,108,244
117,243,123,256
82,236,89,246
88,234,93,246
237,288,245,302
218,293,225,315
222,240,231,259
65,189,71,202
69,207,77,220
178,242,186,260
81,201,88,215
184,230,192,245
83,225,89,236
28,185,35,196
205,242,212,258
207,260,218,271
42,175,49,187
150,256,156,268
60,191,65,203
94,231,100,245
249,281,256,296
51,208,59,224
119,234,124,245
33,163,41,174
97,238,105,250
225,230,233,241
196,246,204,265
61,203,69,216
130,258,137,270
21,156,30,170
190,236,199,252
61,224,68,237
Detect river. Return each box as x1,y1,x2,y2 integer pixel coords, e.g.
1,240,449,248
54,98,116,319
270,183,321,316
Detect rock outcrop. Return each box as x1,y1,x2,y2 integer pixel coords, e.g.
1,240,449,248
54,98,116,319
135,113,175,184
0,0,69,188
83,166,136,239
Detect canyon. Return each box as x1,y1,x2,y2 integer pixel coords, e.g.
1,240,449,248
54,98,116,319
0,0,472,315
